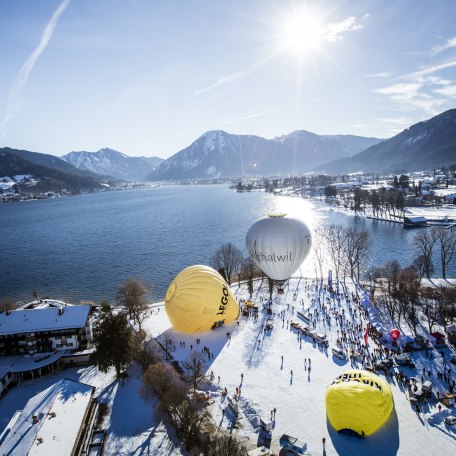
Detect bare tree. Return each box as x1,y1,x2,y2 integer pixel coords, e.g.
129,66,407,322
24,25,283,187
420,287,439,333
142,362,181,399
344,227,370,282
0,298,16,313
116,278,150,330
183,351,207,392
397,266,420,335
436,285,456,332
99,299,112,314
210,243,244,285
382,260,401,297
241,257,257,297
160,382,209,452
323,224,346,281
131,331,164,370
435,228,456,279
412,229,438,278
205,433,249,456
312,226,326,280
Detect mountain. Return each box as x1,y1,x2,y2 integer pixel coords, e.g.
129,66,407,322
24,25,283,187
0,149,108,193
146,130,381,180
318,109,456,174
1,147,98,178
61,148,163,181
139,156,164,168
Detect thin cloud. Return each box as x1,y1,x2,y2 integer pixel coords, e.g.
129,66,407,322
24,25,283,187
194,47,282,96
433,85,456,97
0,0,70,139
406,60,456,79
374,82,423,100
367,71,392,79
373,59,456,115
432,36,456,55
324,14,369,43
194,71,246,95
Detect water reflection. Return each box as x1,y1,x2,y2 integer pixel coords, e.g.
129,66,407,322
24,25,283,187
0,186,453,304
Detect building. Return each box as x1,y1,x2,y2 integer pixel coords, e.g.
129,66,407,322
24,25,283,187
0,302,94,397
0,378,105,455
0,304,92,356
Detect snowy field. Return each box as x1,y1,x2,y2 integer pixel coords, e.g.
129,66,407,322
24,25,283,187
1,277,456,456
145,277,456,456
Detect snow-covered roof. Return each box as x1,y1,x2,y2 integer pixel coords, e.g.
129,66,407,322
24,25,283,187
0,305,90,335
16,299,73,310
0,378,94,455
0,355,21,380
9,352,65,373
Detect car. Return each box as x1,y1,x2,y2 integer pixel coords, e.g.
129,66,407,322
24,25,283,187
265,317,274,330
444,416,456,426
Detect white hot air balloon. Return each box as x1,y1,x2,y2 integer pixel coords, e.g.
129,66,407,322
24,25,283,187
246,214,311,281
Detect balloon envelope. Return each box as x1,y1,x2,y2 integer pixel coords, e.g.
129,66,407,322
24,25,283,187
390,328,401,341
325,370,394,436
246,214,311,281
165,265,239,333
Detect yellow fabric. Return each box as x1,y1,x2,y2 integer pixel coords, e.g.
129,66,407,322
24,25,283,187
325,370,394,436
165,265,239,333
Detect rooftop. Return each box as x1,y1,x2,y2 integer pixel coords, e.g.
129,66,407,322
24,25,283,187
0,378,94,455
0,305,91,335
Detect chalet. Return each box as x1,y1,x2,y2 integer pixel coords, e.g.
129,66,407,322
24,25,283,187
0,378,105,455
0,304,92,356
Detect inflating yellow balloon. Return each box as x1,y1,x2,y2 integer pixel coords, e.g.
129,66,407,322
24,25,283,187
165,265,239,333
325,370,394,436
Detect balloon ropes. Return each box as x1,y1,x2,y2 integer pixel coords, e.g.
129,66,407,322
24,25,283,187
165,265,239,333
325,370,394,436
246,214,312,282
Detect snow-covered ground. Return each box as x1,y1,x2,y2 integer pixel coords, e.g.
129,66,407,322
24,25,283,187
405,205,456,220
146,277,456,456
0,364,185,456
2,277,455,455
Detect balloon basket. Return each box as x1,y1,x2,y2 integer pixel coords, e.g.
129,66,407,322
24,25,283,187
277,287,284,295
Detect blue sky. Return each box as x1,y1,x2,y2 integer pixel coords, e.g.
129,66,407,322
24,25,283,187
1,0,456,158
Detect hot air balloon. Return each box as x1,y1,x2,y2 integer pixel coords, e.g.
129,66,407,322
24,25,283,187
390,328,401,341
165,265,239,333
246,214,311,281
325,370,394,436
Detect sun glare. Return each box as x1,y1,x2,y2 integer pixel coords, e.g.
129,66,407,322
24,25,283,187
282,9,324,55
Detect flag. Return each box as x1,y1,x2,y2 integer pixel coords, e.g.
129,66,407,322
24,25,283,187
364,327,369,346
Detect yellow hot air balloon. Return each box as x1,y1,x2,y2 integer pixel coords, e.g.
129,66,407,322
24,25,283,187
165,265,239,333
325,370,394,436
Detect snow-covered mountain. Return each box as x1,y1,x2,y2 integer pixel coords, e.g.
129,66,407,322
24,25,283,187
318,109,456,173
147,130,381,180
61,148,164,181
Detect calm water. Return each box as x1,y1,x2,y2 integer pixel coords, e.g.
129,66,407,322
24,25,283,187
0,185,453,304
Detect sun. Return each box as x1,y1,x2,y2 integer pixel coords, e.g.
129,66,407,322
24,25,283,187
281,9,325,55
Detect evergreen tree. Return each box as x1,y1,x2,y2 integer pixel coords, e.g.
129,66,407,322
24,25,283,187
92,313,133,378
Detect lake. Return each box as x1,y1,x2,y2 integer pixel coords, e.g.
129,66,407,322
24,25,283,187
0,185,453,304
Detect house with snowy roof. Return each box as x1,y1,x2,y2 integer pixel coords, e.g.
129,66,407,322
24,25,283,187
0,304,93,357
0,378,104,455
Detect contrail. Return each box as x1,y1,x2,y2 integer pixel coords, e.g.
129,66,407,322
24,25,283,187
1,0,70,139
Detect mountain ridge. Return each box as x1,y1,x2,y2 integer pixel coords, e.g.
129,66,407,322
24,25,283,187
317,109,456,173
61,148,164,181
147,130,382,180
